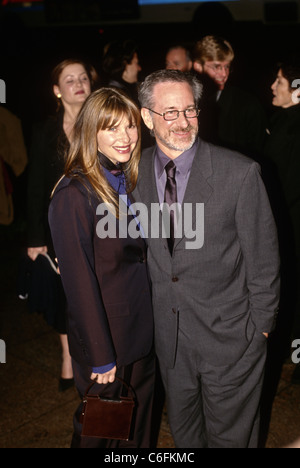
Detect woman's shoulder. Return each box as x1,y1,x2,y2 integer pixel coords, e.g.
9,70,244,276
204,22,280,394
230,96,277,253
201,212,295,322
53,175,90,197
50,176,97,225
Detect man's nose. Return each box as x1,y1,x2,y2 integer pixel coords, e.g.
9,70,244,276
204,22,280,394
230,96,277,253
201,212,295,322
177,112,190,126
219,67,228,78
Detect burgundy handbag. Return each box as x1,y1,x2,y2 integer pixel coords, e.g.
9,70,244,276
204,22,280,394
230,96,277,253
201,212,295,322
80,378,136,440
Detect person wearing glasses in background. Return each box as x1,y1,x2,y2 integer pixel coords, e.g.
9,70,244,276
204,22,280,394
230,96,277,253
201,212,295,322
134,69,280,448
193,35,267,160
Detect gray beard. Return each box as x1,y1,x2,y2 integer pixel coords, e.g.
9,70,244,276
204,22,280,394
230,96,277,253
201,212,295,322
153,127,197,153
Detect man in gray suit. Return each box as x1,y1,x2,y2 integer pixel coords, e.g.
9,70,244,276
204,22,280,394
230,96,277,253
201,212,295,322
134,70,280,448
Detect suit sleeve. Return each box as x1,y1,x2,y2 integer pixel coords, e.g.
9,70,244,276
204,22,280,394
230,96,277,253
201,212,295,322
235,162,280,333
48,183,116,368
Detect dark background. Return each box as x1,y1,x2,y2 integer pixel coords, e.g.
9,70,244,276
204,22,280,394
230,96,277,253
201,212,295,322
0,3,299,447
1,1,300,141
1,1,300,222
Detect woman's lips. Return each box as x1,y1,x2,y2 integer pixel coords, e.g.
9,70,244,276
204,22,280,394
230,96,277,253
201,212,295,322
75,90,85,95
113,146,131,154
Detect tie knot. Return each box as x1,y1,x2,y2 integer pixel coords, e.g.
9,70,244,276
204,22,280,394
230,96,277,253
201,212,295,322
165,160,176,179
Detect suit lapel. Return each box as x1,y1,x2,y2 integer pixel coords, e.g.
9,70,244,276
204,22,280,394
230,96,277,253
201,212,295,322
135,147,169,251
173,139,213,250
135,147,159,207
135,141,214,254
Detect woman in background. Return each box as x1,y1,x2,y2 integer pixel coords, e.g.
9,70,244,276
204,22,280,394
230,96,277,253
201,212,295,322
264,58,300,385
48,87,155,448
27,59,98,390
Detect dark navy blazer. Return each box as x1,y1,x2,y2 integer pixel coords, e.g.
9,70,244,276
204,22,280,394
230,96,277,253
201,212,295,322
48,175,153,369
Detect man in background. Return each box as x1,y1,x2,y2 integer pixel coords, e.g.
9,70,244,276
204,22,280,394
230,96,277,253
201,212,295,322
166,45,193,72
193,35,267,159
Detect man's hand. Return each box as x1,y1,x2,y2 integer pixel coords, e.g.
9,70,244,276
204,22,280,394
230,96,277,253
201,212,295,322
91,366,117,385
263,333,269,338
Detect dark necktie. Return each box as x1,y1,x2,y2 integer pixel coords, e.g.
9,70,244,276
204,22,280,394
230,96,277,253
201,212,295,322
164,160,177,254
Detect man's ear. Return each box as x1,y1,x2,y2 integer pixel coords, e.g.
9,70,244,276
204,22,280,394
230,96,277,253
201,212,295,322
141,108,154,130
193,61,203,74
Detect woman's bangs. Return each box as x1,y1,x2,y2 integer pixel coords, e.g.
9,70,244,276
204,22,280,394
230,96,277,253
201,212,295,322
99,102,138,131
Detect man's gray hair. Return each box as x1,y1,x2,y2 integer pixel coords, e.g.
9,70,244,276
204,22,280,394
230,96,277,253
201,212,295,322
138,69,203,109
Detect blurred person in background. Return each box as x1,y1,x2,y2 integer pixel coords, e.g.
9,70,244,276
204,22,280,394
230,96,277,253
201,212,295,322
101,39,154,149
101,39,141,106
165,45,193,72
0,105,27,227
26,58,98,391
264,58,300,385
193,35,267,159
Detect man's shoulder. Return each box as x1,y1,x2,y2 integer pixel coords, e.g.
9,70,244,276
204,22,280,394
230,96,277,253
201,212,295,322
199,139,260,179
201,139,257,164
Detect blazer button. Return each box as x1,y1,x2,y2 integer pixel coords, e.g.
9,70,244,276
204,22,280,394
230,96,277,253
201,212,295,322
172,308,177,314
139,257,145,263
172,276,179,282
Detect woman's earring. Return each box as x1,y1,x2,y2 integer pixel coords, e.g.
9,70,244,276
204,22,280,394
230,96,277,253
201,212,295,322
57,93,62,99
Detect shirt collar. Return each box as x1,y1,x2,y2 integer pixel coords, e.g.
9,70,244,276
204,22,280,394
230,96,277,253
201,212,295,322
98,151,126,194
155,139,198,179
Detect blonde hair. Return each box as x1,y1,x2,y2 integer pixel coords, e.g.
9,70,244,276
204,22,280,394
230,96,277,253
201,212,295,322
193,35,234,65
59,87,141,215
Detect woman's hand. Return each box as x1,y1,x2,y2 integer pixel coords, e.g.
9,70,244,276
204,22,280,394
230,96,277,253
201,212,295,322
91,366,117,385
27,246,48,261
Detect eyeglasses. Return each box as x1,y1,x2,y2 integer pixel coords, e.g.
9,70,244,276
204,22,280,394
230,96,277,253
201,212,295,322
146,107,200,121
205,64,231,73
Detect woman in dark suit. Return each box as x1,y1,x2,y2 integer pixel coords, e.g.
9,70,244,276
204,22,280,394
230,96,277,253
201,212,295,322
48,88,155,448
27,59,98,389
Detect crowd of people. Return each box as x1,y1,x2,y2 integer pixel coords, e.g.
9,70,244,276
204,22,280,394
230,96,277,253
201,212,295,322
1,34,300,448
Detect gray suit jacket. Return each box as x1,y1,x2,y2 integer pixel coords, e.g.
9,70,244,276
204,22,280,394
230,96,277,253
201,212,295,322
133,138,280,369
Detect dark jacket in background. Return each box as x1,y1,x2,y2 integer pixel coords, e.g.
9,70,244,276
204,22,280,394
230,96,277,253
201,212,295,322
27,109,68,249
26,109,68,333
264,104,300,340
199,84,267,160
264,104,300,257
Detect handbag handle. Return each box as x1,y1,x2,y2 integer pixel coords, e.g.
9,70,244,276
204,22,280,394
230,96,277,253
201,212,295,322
84,377,134,399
